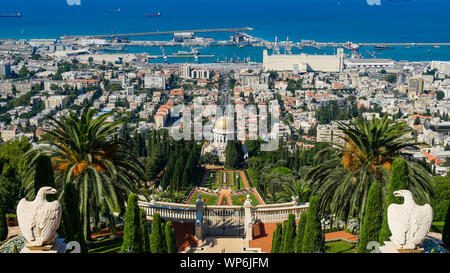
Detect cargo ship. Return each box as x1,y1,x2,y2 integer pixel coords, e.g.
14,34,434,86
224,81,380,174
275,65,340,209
145,12,161,17
375,45,394,50
0,13,22,17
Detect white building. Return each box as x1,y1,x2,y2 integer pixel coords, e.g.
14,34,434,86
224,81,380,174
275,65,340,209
263,48,345,73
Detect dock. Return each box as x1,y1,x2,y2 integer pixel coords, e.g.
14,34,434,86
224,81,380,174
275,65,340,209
61,27,254,39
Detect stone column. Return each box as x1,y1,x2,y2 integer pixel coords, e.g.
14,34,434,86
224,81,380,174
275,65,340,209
195,194,205,240
243,194,253,242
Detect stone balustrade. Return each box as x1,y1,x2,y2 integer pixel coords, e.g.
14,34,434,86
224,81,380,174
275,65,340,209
251,204,309,223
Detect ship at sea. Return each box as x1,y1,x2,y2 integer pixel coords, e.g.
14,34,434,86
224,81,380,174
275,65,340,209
0,13,22,18
145,12,161,17
375,45,394,50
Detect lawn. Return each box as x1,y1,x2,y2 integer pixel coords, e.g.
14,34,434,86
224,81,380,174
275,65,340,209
189,192,218,205
431,221,445,233
325,241,356,253
231,192,259,205
88,236,123,253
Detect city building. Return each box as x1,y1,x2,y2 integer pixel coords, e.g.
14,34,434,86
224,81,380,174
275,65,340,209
144,74,166,89
263,48,345,73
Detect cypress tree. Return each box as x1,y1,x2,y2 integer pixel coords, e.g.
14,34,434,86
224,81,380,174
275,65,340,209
61,182,87,253
271,223,283,253
302,196,324,253
379,158,409,244
0,209,7,242
294,211,307,253
33,154,56,200
165,221,177,253
150,213,166,253
358,181,383,253
443,202,450,247
140,209,150,253
281,213,296,253
121,194,144,253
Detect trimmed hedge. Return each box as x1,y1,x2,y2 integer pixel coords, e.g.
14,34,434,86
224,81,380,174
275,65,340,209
302,196,324,253
358,181,383,253
271,223,282,253
379,158,409,244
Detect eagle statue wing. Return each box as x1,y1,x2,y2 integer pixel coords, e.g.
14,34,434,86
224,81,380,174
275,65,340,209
36,200,62,244
387,204,408,246
410,204,433,245
16,198,36,243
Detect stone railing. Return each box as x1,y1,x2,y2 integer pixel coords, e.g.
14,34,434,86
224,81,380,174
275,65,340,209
138,201,197,223
138,197,309,239
251,203,309,223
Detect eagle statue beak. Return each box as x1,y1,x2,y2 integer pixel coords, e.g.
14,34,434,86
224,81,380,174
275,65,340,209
49,188,58,195
393,190,402,197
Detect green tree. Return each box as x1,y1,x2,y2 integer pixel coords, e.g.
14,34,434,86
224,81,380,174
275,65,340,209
271,222,283,253
121,194,144,253
281,213,296,253
150,213,166,253
308,116,432,224
302,196,324,253
140,209,150,253
443,203,450,246
379,158,410,244
23,154,56,200
61,182,87,253
165,221,177,253
25,106,145,241
0,208,7,242
294,211,307,253
358,181,383,253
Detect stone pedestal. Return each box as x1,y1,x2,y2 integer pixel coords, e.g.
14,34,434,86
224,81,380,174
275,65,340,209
379,241,424,253
20,238,67,253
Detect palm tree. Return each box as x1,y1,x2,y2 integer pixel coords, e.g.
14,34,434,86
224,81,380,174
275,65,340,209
275,179,311,203
24,106,144,241
307,115,432,224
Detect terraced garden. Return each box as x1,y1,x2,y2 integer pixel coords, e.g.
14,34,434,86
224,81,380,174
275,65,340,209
231,192,259,206
188,192,218,206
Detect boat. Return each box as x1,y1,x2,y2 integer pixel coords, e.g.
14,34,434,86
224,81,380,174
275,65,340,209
172,49,199,57
343,41,360,51
375,45,394,50
433,45,440,48
103,45,127,51
0,13,22,17
108,8,122,12
145,12,161,17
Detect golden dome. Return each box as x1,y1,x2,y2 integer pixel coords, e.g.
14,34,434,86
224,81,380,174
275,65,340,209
214,116,234,132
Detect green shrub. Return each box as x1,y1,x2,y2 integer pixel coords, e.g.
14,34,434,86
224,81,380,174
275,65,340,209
165,221,177,253
302,196,324,253
121,194,144,253
61,182,87,253
281,213,296,253
443,203,450,246
150,213,166,253
271,223,282,253
379,158,409,244
358,181,383,253
0,209,7,242
33,154,56,200
294,211,307,253
140,209,150,253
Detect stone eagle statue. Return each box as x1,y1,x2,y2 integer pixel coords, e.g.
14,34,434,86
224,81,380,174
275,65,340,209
17,187,62,247
387,190,433,249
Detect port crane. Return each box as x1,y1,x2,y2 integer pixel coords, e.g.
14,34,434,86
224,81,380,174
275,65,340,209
284,37,292,54
160,46,168,63
366,50,376,58
273,36,280,55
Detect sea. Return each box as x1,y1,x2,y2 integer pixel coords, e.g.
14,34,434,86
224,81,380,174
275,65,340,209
0,0,449,63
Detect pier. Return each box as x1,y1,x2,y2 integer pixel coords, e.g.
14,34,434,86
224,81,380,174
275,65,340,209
60,27,254,39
